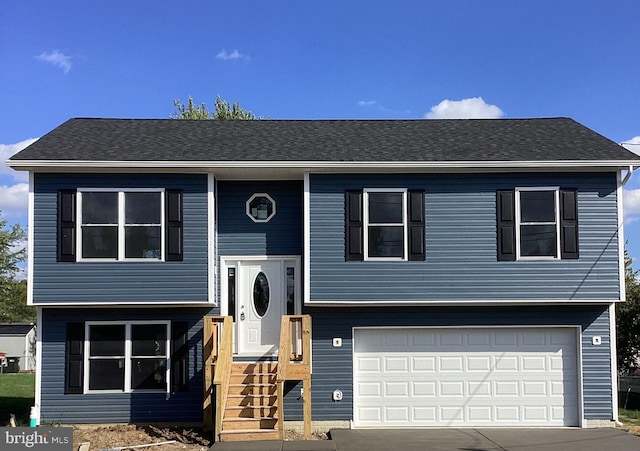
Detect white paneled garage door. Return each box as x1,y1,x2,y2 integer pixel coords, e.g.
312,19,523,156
353,327,580,427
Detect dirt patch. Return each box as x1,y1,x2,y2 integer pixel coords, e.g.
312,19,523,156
73,424,327,450
618,424,640,437
73,424,211,451
284,430,328,441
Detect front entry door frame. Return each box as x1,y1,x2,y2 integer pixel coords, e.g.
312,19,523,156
220,255,301,356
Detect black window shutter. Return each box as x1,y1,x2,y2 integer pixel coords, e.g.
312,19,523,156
496,190,516,261
345,190,363,261
58,190,77,262
408,190,425,261
171,321,189,392
560,189,579,259
65,322,84,394
166,190,183,261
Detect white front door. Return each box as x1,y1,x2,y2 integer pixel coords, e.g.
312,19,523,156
237,261,285,355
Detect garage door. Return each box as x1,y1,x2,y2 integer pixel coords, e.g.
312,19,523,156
353,327,579,427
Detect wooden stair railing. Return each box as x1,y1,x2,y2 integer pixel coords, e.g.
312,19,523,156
203,316,233,438
276,315,312,439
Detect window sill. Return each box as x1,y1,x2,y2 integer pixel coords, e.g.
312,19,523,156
84,389,169,394
363,257,408,262
75,259,165,263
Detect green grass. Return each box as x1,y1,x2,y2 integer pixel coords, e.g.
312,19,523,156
0,373,35,426
619,408,640,425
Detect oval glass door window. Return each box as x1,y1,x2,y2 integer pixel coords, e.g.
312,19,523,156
253,272,270,317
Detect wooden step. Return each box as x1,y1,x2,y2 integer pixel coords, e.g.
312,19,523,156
226,393,277,407
217,360,280,441
218,428,281,442
224,405,278,418
229,372,276,384
223,417,278,430
228,383,277,396
231,362,277,374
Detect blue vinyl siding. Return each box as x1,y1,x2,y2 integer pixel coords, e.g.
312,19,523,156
302,304,613,422
40,304,612,423
308,172,620,303
40,307,217,424
217,181,303,257
32,173,209,304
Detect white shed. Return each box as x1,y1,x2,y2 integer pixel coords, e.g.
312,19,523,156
0,323,36,372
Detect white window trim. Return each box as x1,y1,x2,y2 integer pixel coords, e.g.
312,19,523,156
77,188,165,262
83,320,171,394
515,186,560,260
363,188,408,262
246,193,276,223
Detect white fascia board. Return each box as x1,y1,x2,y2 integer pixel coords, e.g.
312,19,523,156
6,159,640,171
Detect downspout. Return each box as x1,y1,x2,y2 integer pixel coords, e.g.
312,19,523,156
621,164,635,187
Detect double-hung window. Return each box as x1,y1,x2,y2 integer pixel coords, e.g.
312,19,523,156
497,187,578,261
85,321,170,393
346,188,425,262
364,189,407,260
78,189,164,261
58,188,183,262
516,188,559,258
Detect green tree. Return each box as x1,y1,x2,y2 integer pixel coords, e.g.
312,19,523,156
0,212,33,323
0,280,31,323
617,250,640,373
171,95,258,120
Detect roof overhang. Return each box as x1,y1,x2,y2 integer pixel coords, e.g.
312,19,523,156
7,159,640,180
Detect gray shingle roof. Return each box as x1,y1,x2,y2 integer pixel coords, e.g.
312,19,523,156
0,324,35,335
9,117,638,163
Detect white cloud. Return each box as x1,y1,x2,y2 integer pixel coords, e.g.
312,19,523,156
356,99,411,115
622,136,640,155
216,49,250,61
1,138,37,181
0,183,29,219
36,50,72,73
424,97,504,119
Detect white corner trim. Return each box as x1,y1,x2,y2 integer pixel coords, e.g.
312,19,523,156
208,174,216,305
576,326,585,427
303,173,311,305
34,307,42,425
27,172,34,305
617,170,626,303
609,303,619,422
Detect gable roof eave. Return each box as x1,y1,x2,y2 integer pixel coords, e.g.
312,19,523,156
6,159,640,173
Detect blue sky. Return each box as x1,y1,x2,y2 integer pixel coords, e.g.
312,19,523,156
2,1,640,266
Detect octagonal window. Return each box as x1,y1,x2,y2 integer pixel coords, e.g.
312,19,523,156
246,193,276,223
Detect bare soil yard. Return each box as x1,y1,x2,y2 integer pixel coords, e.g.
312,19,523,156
73,424,211,451
72,424,327,450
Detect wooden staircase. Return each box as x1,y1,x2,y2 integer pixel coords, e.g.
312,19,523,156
219,361,280,441
203,315,311,443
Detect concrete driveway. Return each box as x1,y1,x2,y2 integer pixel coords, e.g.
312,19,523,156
329,428,640,451
211,428,640,451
